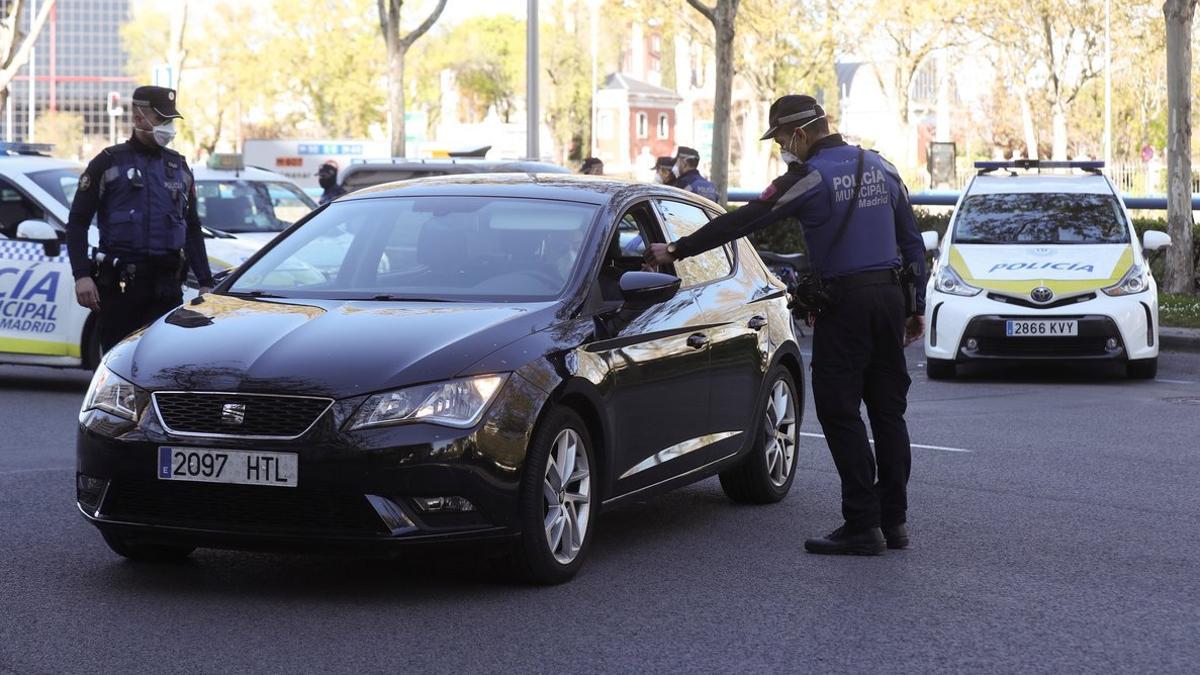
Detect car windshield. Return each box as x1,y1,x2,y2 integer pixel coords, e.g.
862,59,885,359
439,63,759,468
27,168,82,208
953,192,1130,244
196,180,317,233
227,195,598,302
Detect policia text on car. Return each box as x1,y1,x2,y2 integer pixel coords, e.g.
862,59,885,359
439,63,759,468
67,86,214,352
649,95,927,556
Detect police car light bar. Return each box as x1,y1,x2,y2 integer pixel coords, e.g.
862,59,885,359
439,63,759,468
0,142,54,156
975,160,1104,174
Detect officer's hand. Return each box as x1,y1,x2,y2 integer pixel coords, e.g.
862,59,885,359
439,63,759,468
646,243,675,266
198,286,212,296
904,315,925,346
805,312,817,327
75,277,100,311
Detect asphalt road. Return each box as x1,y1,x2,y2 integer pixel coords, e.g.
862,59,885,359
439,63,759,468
2,343,1199,674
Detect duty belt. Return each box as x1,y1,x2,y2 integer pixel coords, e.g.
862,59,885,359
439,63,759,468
825,268,899,291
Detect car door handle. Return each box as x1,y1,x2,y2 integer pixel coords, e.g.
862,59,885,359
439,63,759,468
687,333,709,349
748,315,768,330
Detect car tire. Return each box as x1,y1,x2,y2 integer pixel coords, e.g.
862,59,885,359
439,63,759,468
509,407,596,585
926,358,956,380
719,366,800,504
1127,358,1158,380
101,531,194,562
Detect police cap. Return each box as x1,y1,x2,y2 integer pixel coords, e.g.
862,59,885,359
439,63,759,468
131,85,183,119
760,94,824,141
651,156,675,170
674,146,701,162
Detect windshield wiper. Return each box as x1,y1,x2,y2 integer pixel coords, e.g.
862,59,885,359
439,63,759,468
363,294,455,302
225,289,287,298
201,226,235,239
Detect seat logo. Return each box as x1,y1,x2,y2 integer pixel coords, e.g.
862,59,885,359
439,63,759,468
221,403,246,426
1030,286,1054,304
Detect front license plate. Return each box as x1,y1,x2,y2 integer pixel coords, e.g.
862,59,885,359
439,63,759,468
157,447,298,487
1005,319,1079,337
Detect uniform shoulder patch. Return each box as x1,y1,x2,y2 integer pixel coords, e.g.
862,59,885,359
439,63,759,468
78,173,92,191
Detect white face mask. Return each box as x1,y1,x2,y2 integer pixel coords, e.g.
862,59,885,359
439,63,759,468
136,107,177,147
780,150,799,165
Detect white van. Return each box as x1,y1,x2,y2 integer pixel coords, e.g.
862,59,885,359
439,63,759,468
922,160,1172,380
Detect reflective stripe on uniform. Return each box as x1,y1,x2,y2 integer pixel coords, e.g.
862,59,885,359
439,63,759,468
771,170,822,211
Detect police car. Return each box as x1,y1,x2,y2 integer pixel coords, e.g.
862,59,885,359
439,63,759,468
0,146,307,370
922,160,1172,380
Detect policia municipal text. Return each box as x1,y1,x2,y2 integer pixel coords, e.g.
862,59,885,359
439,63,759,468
67,86,214,352
649,95,927,555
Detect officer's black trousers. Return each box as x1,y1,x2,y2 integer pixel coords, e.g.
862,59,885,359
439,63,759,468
97,278,183,351
811,281,912,531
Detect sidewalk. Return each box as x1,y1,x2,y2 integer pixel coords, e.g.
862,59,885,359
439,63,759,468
1161,326,1200,352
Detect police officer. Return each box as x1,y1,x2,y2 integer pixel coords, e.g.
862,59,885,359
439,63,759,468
652,155,676,186
67,85,214,352
648,95,927,555
670,146,717,201
316,160,346,205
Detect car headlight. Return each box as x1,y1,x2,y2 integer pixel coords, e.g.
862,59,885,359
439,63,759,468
81,366,147,421
933,263,982,297
348,374,509,430
1102,264,1149,297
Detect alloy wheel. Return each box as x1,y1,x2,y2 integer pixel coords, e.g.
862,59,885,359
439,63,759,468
543,428,591,564
764,379,797,487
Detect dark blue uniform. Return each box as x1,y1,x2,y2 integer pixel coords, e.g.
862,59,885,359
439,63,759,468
67,135,213,350
319,184,347,205
672,133,926,532
673,168,717,201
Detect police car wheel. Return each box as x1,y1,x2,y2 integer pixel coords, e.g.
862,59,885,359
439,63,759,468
508,407,596,585
1127,358,1158,380
719,366,799,504
926,358,956,380
100,531,194,562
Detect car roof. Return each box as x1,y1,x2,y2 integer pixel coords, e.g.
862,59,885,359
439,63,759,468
0,155,84,174
343,158,571,174
340,172,716,208
192,166,296,182
968,173,1115,196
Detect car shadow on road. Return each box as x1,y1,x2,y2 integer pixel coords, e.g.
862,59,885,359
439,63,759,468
0,367,92,392
945,360,1134,384
84,481,765,598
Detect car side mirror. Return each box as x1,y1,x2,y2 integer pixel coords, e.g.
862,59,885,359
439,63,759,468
619,271,680,310
921,230,939,252
1142,230,1172,252
16,219,61,257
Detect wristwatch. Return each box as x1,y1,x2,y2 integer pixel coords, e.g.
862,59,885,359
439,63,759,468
666,241,680,260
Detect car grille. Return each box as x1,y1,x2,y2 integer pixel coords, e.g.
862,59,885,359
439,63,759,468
100,479,389,535
153,392,332,438
986,292,1097,310
971,336,1113,357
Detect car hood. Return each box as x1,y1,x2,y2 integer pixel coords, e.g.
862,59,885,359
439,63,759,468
947,243,1134,296
204,237,264,272
109,294,556,399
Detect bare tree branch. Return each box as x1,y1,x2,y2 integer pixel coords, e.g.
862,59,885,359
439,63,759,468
686,0,717,26
400,0,448,49
0,0,55,86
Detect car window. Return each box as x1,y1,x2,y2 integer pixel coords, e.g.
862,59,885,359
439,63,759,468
27,168,82,209
596,204,661,302
655,199,732,287
953,192,1131,244
341,168,448,191
196,180,314,233
0,178,47,239
228,196,598,302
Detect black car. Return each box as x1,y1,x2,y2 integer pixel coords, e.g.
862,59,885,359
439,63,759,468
339,158,571,192
76,174,805,583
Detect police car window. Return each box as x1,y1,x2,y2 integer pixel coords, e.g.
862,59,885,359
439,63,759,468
0,179,46,239
655,199,732,287
265,182,316,225
228,196,598,302
954,193,1130,245
27,168,81,209
195,180,306,234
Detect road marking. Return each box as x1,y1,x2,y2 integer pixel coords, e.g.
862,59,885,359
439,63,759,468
799,431,973,453
0,466,71,477
1156,378,1195,385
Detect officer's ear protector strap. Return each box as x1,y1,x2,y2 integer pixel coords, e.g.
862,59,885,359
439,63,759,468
813,147,866,278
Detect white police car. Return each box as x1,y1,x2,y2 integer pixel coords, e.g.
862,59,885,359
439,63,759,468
922,160,1172,380
0,146,305,370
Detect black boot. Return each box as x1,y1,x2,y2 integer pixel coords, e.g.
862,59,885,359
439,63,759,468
883,523,909,549
804,525,885,555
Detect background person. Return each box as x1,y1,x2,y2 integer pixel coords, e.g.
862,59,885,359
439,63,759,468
670,146,717,201
648,94,927,556
653,156,676,186
317,160,347,205
67,85,213,352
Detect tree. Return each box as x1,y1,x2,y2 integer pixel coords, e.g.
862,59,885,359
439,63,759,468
377,0,448,157
686,0,739,204
1163,0,1197,293
0,0,56,117
167,1,189,91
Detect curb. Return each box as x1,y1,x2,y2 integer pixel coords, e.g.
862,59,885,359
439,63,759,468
1160,327,1200,353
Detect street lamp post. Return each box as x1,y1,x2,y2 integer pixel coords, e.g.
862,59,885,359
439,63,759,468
1103,0,1112,166
589,0,600,158
526,0,540,160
